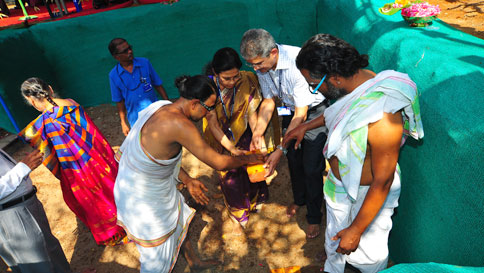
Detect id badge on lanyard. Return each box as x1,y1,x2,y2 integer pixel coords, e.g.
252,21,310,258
277,106,291,116
271,71,291,116
141,77,152,92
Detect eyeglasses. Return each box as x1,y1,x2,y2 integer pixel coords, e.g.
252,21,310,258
246,60,265,68
308,74,327,94
199,100,215,111
116,45,132,55
246,56,270,69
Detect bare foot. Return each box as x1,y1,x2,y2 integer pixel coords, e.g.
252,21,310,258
306,224,320,239
286,204,299,218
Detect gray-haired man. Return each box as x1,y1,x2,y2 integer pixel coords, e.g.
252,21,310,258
240,28,328,239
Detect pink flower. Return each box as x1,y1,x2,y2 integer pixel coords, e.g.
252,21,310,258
401,2,441,17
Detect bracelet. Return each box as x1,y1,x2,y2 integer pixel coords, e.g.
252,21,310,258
276,144,288,155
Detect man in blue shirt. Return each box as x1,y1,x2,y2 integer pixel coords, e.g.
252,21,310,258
108,38,169,136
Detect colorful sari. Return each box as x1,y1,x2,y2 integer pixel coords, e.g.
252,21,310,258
203,71,280,227
19,99,127,245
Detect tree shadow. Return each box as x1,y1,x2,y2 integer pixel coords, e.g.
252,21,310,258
69,218,140,273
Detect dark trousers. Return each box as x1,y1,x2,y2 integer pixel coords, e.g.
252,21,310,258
282,113,326,225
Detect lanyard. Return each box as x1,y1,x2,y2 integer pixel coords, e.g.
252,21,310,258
117,64,146,91
269,70,283,99
216,77,236,141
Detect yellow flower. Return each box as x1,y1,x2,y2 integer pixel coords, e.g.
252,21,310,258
395,0,409,6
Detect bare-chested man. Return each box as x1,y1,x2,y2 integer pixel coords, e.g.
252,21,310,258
113,75,263,273
282,34,424,272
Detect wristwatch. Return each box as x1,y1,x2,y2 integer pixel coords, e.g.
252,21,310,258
276,144,288,155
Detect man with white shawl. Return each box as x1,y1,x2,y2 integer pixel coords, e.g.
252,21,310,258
114,75,263,273
284,34,424,272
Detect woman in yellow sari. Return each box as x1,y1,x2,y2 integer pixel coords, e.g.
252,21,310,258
203,47,280,229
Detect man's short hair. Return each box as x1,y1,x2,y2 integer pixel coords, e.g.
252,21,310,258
108,38,127,56
296,34,369,79
240,29,277,60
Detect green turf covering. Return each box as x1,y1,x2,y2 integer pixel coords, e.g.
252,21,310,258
317,0,484,267
382,263,484,272
0,0,319,132
0,0,483,268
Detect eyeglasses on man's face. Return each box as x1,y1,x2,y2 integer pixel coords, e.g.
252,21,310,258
308,74,327,94
199,100,215,111
246,60,265,69
116,45,133,55
245,56,270,69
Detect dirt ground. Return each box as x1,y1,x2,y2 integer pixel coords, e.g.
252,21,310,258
433,0,484,39
0,1,482,272
2,103,332,273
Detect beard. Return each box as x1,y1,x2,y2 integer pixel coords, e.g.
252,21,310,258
322,81,347,100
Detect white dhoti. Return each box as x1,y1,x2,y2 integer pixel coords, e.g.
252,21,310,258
114,101,195,273
322,70,424,272
135,197,194,273
323,169,401,273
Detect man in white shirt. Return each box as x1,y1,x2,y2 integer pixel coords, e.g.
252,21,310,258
0,148,71,273
240,29,328,239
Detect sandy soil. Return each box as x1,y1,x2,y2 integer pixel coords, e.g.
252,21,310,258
433,0,484,39
2,104,330,273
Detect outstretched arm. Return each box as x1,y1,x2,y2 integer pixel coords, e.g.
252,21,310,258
332,111,403,255
177,118,263,171
250,98,275,151
205,111,244,155
282,112,325,149
264,105,308,176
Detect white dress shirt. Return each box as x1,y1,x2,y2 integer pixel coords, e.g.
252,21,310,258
257,44,325,111
0,149,33,202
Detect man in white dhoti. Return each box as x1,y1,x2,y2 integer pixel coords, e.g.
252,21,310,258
283,34,424,272
114,75,263,273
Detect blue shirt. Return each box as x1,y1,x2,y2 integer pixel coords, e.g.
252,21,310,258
109,57,163,126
